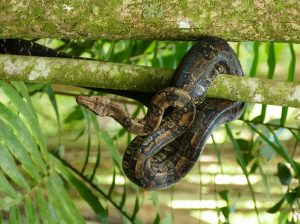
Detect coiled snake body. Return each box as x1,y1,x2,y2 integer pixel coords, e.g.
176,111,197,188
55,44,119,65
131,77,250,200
76,37,245,190
0,37,245,190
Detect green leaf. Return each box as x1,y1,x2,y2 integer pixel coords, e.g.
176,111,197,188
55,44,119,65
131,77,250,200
45,172,85,224
24,197,38,224
43,84,60,122
0,120,41,182
153,214,160,224
225,124,260,221
27,83,45,95
247,123,300,180
211,134,225,174
260,43,276,123
88,111,102,181
220,206,230,220
101,131,123,172
250,161,258,174
285,192,297,204
81,121,91,174
0,172,19,199
108,167,116,198
150,191,160,209
281,44,296,127
278,163,292,186
0,144,30,191
0,81,48,159
287,43,296,82
249,42,260,77
269,128,300,180
11,82,38,120
34,190,56,224
218,190,229,202
131,196,140,221
267,197,285,213
64,106,84,123
53,157,108,222
119,184,127,209
236,138,253,165
9,205,21,224
0,102,47,173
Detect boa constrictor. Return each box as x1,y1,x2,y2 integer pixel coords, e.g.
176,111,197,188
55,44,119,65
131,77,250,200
0,37,245,190
76,37,245,190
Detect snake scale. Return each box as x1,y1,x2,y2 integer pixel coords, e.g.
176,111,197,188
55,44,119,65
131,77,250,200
0,37,245,190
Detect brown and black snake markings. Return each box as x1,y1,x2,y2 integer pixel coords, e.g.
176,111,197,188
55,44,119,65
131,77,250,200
0,37,245,190
76,37,246,190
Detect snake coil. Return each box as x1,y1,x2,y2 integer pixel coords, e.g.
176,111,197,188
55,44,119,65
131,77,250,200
77,37,245,190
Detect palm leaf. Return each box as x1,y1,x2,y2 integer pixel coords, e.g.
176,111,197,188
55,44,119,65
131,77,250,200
0,81,84,223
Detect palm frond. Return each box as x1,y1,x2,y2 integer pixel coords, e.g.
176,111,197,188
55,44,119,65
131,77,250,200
0,81,84,223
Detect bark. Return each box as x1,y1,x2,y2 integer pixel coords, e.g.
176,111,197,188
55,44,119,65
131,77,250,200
0,1,299,42
0,55,300,108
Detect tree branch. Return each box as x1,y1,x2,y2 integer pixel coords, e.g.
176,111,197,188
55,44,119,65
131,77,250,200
1,55,300,108
0,1,299,42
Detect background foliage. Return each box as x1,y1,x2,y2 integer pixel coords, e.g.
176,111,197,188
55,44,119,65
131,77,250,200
0,39,299,223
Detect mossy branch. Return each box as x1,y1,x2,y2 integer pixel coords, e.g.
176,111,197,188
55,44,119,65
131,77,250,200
0,1,299,42
0,54,299,108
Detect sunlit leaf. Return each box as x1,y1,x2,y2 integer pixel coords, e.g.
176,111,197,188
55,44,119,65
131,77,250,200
0,173,18,200
0,120,41,182
43,84,60,122
53,157,108,222
0,144,30,191
45,172,85,224
0,102,46,173
0,81,48,159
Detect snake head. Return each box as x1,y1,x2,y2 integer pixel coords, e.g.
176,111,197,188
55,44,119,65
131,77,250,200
76,95,111,116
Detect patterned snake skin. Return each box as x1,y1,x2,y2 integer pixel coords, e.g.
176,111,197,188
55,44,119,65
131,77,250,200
76,37,246,190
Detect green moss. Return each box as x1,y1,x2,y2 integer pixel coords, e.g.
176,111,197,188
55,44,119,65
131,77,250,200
0,55,300,108
0,0,298,41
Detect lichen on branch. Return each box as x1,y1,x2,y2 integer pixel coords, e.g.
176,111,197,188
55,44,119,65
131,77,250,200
0,54,299,108
0,1,299,42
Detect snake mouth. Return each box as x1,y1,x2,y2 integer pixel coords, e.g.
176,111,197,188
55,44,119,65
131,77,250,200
76,95,92,107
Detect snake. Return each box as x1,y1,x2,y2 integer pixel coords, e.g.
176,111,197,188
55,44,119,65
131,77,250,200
76,37,246,190
0,37,245,190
